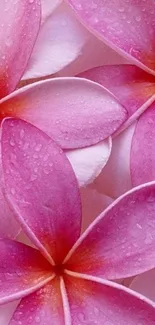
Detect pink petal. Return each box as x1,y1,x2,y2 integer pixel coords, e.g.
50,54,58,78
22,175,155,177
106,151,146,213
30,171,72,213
23,3,89,79
65,182,155,279
0,302,19,325
130,269,155,301
0,78,127,149
41,0,62,22
80,187,113,232
91,123,135,198
64,273,155,324
131,102,155,186
0,239,52,304
66,138,112,187
79,65,155,116
66,0,155,75
9,277,66,325
0,0,40,98
2,118,82,264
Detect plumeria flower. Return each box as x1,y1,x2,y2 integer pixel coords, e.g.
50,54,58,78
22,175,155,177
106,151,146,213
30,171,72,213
1,118,155,324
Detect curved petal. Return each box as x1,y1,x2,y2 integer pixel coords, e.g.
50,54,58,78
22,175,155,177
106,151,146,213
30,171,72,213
91,123,135,198
41,0,62,22
9,277,66,325
64,182,155,279
23,3,89,79
66,138,112,187
0,0,40,98
130,269,155,301
0,78,127,149
80,187,113,232
0,239,52,304
2,118,82,264
64,273,155,325
79,65,155,116
0,302,19,325
66,0,155,75
131,102,155,186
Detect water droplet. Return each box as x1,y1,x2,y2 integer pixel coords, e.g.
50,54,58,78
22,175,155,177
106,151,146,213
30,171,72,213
10,138,15,146
35,144,42,152
135,15,141,22
20,129,25,139
78,312,86,321
11,188,16,195
118,7,124,12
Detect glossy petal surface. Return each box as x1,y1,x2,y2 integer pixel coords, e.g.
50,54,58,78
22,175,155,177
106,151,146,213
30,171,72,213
2,118,81,264
0,239,52,304
66,0,155,74
131,103,155,186
66,138,111,187
65,182,155,279
23,3,89,79
79,65,155,116
0,78,127,149
0,0,40,98
9,278,66,325
64,274,155,325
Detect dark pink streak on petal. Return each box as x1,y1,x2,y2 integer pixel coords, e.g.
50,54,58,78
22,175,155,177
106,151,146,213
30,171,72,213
66,0,155,74
65,182,155,279
79,65,155,116
64,273,155,325
0,0,41,98
9,277,66,325
131,102,155,186
0,78,127,149
0,239,52,304
2,118,82,264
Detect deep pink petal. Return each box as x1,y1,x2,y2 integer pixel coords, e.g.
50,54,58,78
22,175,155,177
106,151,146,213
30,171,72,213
23,3,89,79
0,0,40,98
9,277,66,325
130,269,155,301
131,102,155,186
66,0,155,75
64,273,155,325
65,182,155,279
0,78,127,149
91,123,135,198
81,187,113,232
0,239,52,304
66,138,112,187
2,118,81,264
79,65,155,116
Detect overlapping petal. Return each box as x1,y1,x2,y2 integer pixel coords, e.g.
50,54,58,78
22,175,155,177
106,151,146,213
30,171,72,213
65,182,155,279
131,102,155,186
0,0,40,98
0,239,52,304
0,78,127,149
66,138,112,187
64,273,155,324
66,0,155,74
79,65,155,116
9,277,67,325
2,118,82,264
130,269,155,302
41,0,62,22
23,3,89,79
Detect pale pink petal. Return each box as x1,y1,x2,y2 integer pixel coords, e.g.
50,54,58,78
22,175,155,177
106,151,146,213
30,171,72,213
59,34,128,77
9,277,66,325
41,0,62,22
66,0,155,75
131,102,155,186
91,123,135,199
130,269,155,301
0,302,19,325
0,239,52,304
23,3,89,79
65,182,155,279
0,0,40,98
64,273,155,324
79,65,155,116
0,78,127,149
66,138,112,187
80,187,113,232
2,118,81,264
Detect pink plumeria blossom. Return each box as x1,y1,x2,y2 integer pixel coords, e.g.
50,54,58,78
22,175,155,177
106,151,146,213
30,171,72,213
1,118,155,324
